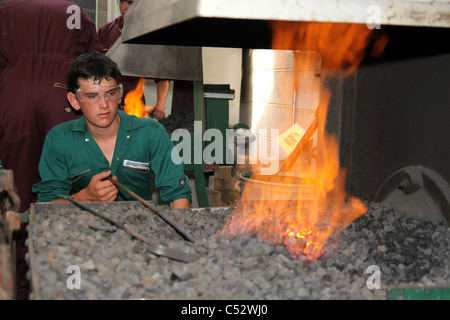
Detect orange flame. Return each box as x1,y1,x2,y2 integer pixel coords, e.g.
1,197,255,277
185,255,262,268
222,22,388,260
123,77,154,118
271,22,389,76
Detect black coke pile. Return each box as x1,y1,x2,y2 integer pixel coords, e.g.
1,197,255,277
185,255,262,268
28,201,449,299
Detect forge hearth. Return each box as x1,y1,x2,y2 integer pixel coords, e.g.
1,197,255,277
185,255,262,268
28,201,449,300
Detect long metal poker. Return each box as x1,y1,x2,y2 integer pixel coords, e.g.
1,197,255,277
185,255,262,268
56,194,199,263
105,177,197,243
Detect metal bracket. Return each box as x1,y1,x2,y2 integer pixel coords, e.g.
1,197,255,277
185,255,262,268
375,166,450,224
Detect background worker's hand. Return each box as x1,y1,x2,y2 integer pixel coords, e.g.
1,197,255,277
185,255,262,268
151,106,166,120
73,171,118,202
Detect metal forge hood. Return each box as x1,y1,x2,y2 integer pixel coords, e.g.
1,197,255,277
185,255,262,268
120,0,449,49
108,0,449,79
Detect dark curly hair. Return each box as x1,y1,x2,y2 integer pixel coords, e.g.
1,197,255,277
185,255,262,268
66,52,122,93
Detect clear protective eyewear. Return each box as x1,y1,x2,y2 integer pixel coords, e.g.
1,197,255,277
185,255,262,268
76,83,123,104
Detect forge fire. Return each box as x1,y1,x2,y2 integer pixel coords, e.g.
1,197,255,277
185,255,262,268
221,21,389,261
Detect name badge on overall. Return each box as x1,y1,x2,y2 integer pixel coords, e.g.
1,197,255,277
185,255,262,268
123,160,150,170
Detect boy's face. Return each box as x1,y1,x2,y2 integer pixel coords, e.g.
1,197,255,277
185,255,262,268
68,78,122,130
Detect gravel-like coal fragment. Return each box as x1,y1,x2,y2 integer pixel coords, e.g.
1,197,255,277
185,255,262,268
159,109,194,134
29,201,449,299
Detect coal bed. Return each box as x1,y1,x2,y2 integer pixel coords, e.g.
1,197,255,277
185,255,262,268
28,201,449,300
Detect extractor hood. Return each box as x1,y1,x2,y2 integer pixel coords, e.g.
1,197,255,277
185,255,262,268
106,36,202,81
121,0,450,48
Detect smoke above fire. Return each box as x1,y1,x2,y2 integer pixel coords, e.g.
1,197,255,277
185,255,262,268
222,21,388,260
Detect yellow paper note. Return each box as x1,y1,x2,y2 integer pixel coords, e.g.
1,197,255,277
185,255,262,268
277,123,306,156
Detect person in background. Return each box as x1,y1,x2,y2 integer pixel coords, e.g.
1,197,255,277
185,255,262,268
98,0,169,120
0,0,102,213
32,52,191,208
0,0,102,299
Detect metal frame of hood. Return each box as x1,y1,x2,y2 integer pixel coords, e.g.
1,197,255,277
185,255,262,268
106,35,202,80
121,0,450,48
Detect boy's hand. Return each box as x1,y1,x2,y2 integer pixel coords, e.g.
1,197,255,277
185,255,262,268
73,171,118,202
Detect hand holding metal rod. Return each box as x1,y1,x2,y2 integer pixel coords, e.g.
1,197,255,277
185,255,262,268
105,177,197,243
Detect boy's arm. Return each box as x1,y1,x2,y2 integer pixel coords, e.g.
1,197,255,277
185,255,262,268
170,198,191,209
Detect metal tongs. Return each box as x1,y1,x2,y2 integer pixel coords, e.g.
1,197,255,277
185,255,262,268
56,195,200,263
